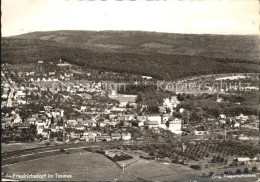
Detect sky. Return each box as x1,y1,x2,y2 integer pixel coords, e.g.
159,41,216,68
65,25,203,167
2,0,259,37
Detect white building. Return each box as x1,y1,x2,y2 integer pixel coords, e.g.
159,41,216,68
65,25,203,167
122,133,131,140
148,115,162,124
168,118,182,134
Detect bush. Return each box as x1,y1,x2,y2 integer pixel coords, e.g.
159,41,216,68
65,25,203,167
45,141,50,146
236,169,242,174
208,172,214,176
252,167,257,172
190,165,201,170
113,154,133,162
96,150,105,155
60,148,65,153
244,168,249,174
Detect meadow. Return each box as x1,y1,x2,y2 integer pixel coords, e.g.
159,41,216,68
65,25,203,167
2,152,135,181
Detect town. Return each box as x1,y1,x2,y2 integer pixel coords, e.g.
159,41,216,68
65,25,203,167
1,59,259,180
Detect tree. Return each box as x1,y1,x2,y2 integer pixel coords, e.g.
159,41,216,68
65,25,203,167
236,169,242,174
252,167,257,172
208,172,214,176
190,165,201,170
244,168,249,174
45,141,51,146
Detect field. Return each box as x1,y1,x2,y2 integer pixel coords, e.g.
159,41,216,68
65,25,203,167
109,94,137,103
2,142,46,153
126,159,200,181
2,152,135,181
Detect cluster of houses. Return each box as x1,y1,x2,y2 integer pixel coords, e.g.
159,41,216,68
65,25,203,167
1,95,184,142
218,113,255,128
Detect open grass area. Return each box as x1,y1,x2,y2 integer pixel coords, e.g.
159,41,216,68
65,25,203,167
2,152,135,181
126,159,201,181
1,142,46,153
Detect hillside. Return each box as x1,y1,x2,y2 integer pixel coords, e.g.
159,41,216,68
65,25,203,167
2,31,260,80
12,30,260,61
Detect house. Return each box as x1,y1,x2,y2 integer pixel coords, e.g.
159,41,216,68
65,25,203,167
234,157,258,162
179,108,185,113
74,124,85,131
216,98,223,103
82,93,92,100
109,114,117,119
111,133,121,140
132,120,144,127
13,123,30,129
122,133,131,140
77,118,84,123
108,121,117,127
67,119,78,126
95,134,111,142
16,90,26,97
148,115,162,124
80,106,87,112
99,122,107,127
123,121,132,128
2,117,12,125
70,132,81,139
194,130,209,135
83,132,90,141
236,114,249,121
42,128,50,138
158,123,167,129
31,114,39,119
234,122,240,128
219,119,226,124
84,131,100,141
36,123,45,135
144,120,158,128
219,114,226,119
168,118,182,134
119,102,128,108
13,114,22,123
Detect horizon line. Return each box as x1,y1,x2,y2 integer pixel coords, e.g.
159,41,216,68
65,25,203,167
3,29,260,38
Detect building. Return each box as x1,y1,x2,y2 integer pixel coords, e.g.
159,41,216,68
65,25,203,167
70,132,81,139
132,120,144,127
95,134,111,142
122,133,131,140
74,124,85,131
168,118,182,134
147,115,162,124
111,133,121,140
144,120,158,128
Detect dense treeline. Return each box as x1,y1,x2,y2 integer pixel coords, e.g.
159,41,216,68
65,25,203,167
176,91,259,118
2,38,260,80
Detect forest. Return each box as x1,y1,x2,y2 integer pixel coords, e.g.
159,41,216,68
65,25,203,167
2,37,260,81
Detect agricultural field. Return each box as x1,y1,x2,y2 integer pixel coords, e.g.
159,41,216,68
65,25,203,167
2,152,135,181
1,142,46,153
126,159,200,181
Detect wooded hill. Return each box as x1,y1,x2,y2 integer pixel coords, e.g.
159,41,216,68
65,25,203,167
2,31,259,80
